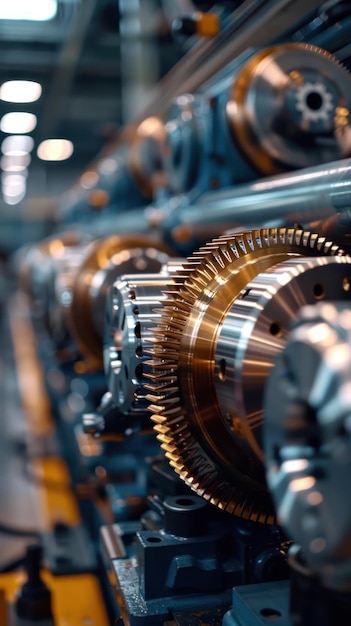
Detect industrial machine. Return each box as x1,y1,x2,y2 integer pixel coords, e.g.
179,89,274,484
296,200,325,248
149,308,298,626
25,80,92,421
3,1,351,625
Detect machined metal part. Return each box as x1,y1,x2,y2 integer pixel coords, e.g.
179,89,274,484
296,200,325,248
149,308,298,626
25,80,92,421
127,116,168,198
104,259,185,422
101,495,289,626
222,580,290,626
161,42,350,197
162,94,200,194
136,0,325,121
18,232,90,352
49,243,91,350
165,158,351,247
68,235,173,368
226,43,351,173
146,228,351,524
264,301,351,591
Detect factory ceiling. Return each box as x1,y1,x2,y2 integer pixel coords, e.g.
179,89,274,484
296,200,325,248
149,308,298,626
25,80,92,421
0,0,184,219
1,0,348,250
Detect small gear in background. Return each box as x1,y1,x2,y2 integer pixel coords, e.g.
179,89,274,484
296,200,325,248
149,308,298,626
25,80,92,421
295,81,334,124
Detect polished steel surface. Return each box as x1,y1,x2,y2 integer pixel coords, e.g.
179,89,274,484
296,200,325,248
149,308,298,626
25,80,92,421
161,94,200,194
19,232,89,353
148,228,348,523
264,301,351,591
50,243,89,350
168,158,351,245
104,262,183,418
216,256,351,465
227,43,351,174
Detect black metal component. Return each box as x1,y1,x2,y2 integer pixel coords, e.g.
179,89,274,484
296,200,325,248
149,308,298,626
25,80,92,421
100,497,289,625
163,496,208,537
172,17,197,37
14,544,55,624
222,580,291,626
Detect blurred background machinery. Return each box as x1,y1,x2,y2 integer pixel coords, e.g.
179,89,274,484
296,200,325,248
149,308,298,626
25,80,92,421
1,1,351,625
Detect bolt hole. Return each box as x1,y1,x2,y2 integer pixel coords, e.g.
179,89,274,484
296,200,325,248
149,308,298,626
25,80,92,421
133,306,139,316
260,608,282,619
175,497,197,507
134,321,141,339
306,91,323,111
313,283,325,299
270,322,282,337
146,536,162,543
218,359,226,381
343,277,351,292
135,345,143,358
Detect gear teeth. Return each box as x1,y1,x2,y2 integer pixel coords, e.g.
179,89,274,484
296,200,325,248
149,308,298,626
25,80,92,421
143,360,175,371
147,228,346,523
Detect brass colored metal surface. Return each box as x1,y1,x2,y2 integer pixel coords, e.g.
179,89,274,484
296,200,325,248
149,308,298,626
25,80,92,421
127,116,168,197
148,228,347,523
227,43,351,174
69,234,173,369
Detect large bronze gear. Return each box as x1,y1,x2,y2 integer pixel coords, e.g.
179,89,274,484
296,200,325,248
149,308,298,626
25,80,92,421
146,228,350,524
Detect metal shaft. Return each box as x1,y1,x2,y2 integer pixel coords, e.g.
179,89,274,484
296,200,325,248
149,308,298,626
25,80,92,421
171,158,351,235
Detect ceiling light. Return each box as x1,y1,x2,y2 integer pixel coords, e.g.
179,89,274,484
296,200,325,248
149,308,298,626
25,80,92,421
1,135,34,155
0,112,37,134
1,154,31,172
2,172,27,186
2,174,26,201
37,139,74,161
0,0,57,21
2,189,26,205
0,80,42,103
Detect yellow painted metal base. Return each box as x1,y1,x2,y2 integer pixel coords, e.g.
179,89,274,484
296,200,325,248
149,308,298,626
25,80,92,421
0,571,112,625
3,294,114,624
